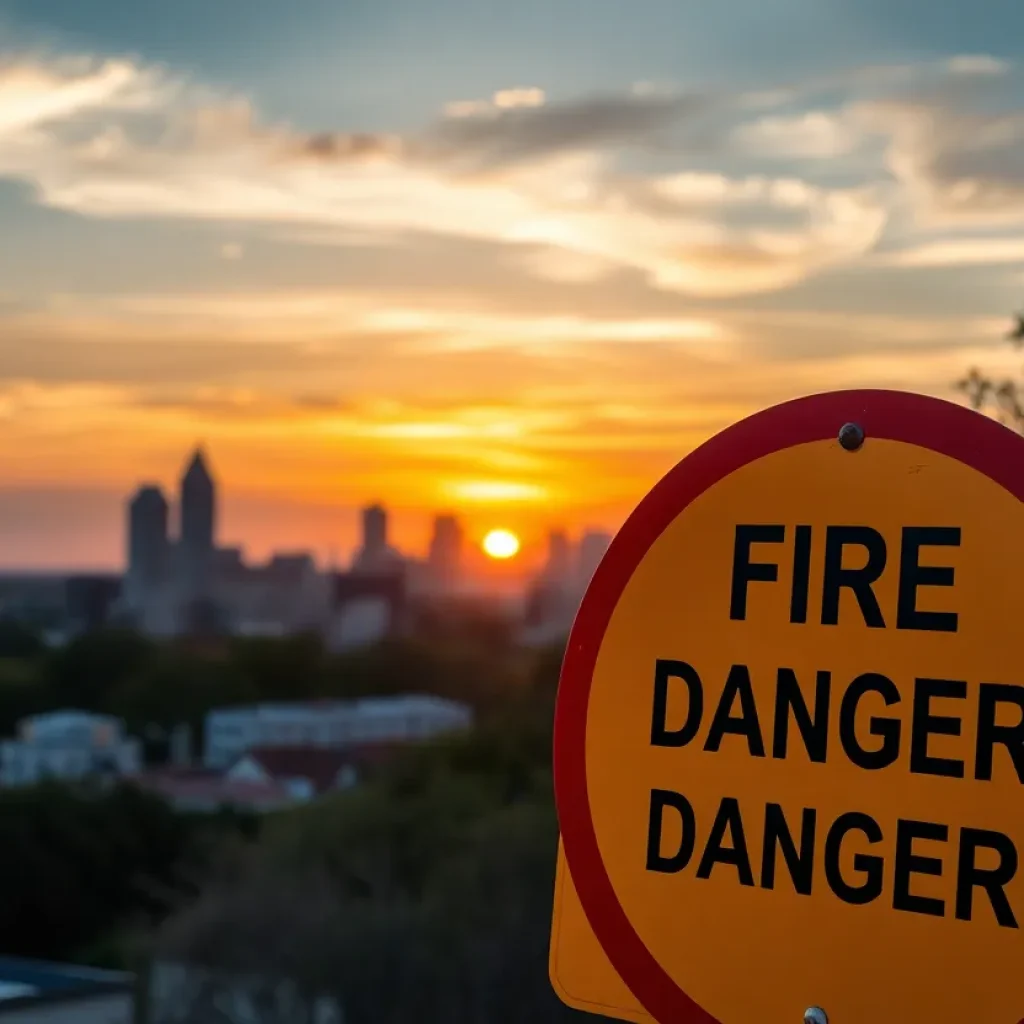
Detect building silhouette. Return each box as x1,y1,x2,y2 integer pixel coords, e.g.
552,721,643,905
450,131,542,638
427,514,463,591
544,529,572,585
362,504,387,554
126,485,169,607
112,450,504,643
352,503,403,575
179,447,216,600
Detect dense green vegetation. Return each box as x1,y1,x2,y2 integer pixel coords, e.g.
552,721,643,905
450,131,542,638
0,617,580,1022
0,608,526,738
0,780,256,966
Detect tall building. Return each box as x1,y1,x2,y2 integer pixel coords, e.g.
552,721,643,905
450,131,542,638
544,529,573,585
353,503,402,575
362,504,387,555
427,514,463,590
126,485,169,606
179,447,217,598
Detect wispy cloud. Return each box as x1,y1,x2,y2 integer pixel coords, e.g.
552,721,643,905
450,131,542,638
0,48,916,299
874,237,1024,267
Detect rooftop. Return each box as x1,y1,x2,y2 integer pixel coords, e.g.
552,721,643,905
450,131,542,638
208,695,469,719
238,742,399,791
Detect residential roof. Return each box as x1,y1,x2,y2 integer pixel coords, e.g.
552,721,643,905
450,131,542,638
238,746,355,792
207,694,471,721
239,741,401,790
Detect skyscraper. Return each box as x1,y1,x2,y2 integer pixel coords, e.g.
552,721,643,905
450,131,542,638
544,529,572,585
428,513,463,590
126,485,169,606
362,504,387,555
179,447,216,597
352,503,402,575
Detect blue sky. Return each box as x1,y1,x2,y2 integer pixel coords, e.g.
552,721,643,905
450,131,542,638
0,0,1022,568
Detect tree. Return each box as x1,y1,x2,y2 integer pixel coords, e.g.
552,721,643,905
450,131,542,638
957,310,1024,430
0,782,247,966
43,629,157,710
0,618,46,659
150,793,586,1024
147,679,588,1024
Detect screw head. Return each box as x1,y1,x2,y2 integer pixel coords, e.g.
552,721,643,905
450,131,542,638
838,421,864,451
804,1008,828,1024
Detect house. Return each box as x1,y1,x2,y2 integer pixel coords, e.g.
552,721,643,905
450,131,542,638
0,955,134,1022
0,711,141,788
132,742,399,813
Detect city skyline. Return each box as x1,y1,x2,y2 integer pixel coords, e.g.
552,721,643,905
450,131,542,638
2,1,1024,567
117,442,605,580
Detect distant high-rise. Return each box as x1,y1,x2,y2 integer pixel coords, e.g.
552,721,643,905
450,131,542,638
362,504,387,556
179,447,217,597
126,484,169,605
428,514,463,589
353,503,402,575
544,529,572,584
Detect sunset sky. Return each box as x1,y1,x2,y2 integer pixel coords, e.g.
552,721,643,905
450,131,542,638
1,0,1023,569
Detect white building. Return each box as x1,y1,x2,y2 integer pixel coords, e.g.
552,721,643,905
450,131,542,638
0,711,142,787
203,696,473,769
327,595,392,651
149,961,340,1024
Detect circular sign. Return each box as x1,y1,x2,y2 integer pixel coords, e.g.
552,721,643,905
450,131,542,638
554,390,1024,1024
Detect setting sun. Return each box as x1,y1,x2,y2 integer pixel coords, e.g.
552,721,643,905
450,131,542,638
482,528,521,560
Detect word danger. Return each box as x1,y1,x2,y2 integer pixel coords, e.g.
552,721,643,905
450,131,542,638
644,522,1024,928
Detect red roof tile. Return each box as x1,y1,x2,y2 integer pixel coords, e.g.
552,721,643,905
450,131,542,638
236,742,402,791
236,746,355,792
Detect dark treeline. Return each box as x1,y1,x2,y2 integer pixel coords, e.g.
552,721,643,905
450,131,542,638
0,781,256,966
0,606,527,741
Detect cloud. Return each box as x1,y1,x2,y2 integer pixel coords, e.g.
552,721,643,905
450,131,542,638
0,54,161,135
445,86,546,119
946,55,1009,77
716,55,1024,238
731,111,861,159
0,49,895,299
7,289,727,353
425,89,704,172
873,237,1024,268
3,44,1023,313
861,99,1024,225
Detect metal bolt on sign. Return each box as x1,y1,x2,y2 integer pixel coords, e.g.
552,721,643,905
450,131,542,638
838,421,865,451
803,1007,828,1024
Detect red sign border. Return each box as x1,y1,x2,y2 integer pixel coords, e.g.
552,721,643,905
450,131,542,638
553,388,1024,1024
